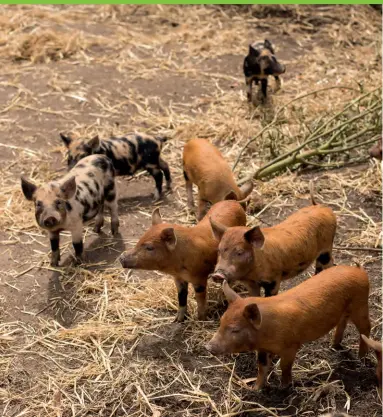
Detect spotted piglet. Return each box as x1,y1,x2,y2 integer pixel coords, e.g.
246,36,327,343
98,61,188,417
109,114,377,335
60,133,172,201
21,155,119,266
243,39,286,103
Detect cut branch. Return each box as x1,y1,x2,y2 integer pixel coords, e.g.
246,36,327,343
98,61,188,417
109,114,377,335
236,86,382,184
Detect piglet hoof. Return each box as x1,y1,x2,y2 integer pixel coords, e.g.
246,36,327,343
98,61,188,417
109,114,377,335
173,311,187,323
252,382,264,392
74,254,86,266
94,224,103,234
50,259,60,267
331,342,343,351
280,381,293,392
166,182,172,192
111,221,120,236
50,252,60,267
197,312,207,321
188,206,196,216
153,190,162,202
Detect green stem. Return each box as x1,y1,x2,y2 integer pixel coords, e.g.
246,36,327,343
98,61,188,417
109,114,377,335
239,102,380,185
252,134,379,180
232,85,362,171
235,87,381,179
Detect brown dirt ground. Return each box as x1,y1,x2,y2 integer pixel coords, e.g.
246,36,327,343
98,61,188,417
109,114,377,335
0,5,382,417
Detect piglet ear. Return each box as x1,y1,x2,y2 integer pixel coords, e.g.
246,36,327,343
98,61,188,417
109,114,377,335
244,226,265,249
21,176,37,201
264,39,275,54
239,181,253,199
209,217,228,242
152,207,162,225
243,303,262,329
249,44,259,57
223,280,240,304
224,190,238,201
60,176,77,200
60,133,72,147
160,227,177,251
87,135,100,150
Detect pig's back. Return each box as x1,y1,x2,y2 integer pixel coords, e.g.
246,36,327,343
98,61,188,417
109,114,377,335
275,204,336,231
264,204,336,255
183,139,233,181
198,200,247,231
259,266,369,347
63,155,113,188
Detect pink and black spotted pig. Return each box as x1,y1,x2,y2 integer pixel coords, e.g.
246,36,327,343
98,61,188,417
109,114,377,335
60,133,172,201
21,155,119,266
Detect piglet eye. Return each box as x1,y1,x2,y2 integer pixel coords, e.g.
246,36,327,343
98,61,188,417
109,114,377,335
236,250,244,257
145,245,154,252
36,201,43,208
231,328,240,334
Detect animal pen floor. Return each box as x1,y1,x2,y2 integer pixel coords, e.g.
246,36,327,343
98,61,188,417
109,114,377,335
0,5,382,417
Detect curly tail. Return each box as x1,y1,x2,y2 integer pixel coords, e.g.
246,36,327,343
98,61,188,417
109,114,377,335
309,180,317,205
353,260,361,268
155,136,169,148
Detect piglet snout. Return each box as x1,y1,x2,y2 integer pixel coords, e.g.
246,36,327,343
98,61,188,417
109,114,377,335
209,270,228,283
205,342,216,354
119,251,137,269
44,216,58,228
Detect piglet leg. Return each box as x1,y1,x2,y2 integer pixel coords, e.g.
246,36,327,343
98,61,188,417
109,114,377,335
254,351,272,390
246,78,253,102
159,157,172,191
71,229,84,264
274,75,282,92
193,281,207,321
260,79,268,103
184,172,195,210
49,231,60,266
174,278,188,322
107,199,119,236
280,348,297,388
94,204,105,234
244,280,261,297
197,196,209,221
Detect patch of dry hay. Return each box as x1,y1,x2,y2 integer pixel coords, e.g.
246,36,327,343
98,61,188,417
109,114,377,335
11,30,86,64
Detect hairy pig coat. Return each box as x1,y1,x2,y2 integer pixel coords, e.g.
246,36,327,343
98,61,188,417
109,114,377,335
61,132,171,201
21,155,119,266
210,201,337,296
119,200,247,322
206,266,371,390
183,138,253,220
243,39,286,103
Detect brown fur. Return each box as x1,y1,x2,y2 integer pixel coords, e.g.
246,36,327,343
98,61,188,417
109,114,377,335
210,202,336,296
361,334,382,399
206,265,371,390
182,139,253,220
120,200,246,322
